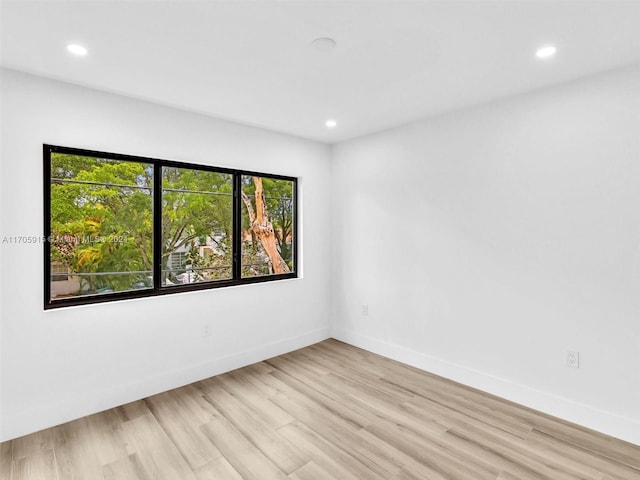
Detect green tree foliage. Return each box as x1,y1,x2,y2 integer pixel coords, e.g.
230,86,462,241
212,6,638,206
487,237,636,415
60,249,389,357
263,177,294,265
161,167,233,283
50,154,153,293
50,155,235,295
50,154,291,297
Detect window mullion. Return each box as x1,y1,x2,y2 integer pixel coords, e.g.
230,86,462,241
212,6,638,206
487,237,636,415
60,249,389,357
232,173,242,281
153,163,163,290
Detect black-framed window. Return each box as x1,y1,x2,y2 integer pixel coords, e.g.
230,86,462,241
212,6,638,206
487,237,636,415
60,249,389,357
44,145,297,309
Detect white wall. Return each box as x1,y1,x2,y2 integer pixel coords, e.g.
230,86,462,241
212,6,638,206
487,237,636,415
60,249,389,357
331,65,640,445
0,69,332,441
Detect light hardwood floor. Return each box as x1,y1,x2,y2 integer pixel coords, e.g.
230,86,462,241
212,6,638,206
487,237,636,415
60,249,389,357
1,339,639,479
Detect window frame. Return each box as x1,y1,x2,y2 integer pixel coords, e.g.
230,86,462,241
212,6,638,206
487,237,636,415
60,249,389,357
44,145,298,309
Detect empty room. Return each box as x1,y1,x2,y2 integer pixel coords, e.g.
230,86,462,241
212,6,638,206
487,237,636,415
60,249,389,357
1,0,639,479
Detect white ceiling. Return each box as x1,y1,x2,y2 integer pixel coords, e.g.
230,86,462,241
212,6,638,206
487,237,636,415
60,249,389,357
2,1,640,143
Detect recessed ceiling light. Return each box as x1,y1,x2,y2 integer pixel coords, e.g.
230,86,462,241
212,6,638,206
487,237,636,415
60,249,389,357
312,37,336,52
326,119,337,128
67,44,88,56
536,45,557,59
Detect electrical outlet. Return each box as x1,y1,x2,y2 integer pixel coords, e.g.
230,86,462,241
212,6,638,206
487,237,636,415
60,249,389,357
201,322,212,338
361,304,369,316
566,351,579,368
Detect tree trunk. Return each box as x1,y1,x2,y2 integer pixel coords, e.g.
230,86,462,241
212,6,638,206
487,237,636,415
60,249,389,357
241,177,290,274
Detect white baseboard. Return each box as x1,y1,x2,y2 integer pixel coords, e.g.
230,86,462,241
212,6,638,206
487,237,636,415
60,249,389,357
1,327,331,442
331,327,640,446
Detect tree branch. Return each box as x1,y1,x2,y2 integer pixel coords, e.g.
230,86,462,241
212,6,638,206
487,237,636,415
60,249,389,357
241,190,256,224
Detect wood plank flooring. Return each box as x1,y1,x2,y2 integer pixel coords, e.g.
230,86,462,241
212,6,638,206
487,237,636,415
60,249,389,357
1,339,639,479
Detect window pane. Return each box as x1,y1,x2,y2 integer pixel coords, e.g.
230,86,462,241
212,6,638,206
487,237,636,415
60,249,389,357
49,153,154,301
162,167,233,285
50,262,69,282
241,175,294,278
